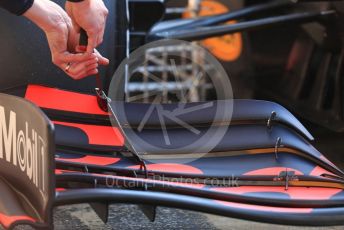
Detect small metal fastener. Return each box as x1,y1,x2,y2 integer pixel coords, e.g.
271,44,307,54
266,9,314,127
278,169,297,190
95,88,109,112
95,88,110,101
136,160,148,191
275,137,282,160
95,88,103,98
140,161,149,179
84,165,89,173
94,178,98,188
285,168,289,191
267,111,277,130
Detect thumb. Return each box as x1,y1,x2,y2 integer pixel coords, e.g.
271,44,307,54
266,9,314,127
94,49,109,66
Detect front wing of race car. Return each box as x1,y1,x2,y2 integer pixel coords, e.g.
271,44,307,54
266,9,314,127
1,88,344,230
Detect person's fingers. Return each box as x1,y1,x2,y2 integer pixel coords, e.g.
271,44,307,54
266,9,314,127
59,52,96,63
87,68,99,76
87,34,98,53
86,63,99,71
84,57,98,66
94,49,109,66
74,47,109,66
68,58,98,76
98,56,109,66
62,62,79,80
74,68,99,80
58,55,97,79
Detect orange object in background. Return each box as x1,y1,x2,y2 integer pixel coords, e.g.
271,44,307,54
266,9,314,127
184,0,243,62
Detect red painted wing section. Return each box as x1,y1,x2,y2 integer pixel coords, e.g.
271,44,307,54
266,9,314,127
244,167,304,176
57,155,121,166
212,187,342,200
25,85,108,115
0,213,36,229
128,163,203,174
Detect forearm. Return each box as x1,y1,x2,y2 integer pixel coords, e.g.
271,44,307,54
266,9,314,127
23,0,70,32
0,0,85,16
0,0,34,15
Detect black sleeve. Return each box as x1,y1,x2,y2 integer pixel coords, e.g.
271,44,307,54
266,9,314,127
0,0,34,16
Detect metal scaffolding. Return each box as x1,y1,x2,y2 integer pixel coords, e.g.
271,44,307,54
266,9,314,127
126,0,214,103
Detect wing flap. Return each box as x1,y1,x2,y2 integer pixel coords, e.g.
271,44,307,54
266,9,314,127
55,188,344,226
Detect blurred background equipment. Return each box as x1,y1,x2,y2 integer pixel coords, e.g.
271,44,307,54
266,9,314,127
127,0,253,103
250,1,344,132
126,43,212,103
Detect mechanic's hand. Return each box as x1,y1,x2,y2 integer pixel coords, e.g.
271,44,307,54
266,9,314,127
65,0,109,53
24,0,100,80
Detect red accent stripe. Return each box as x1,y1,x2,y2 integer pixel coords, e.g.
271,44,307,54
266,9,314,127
54,121,124,146
55,169,77,175
58,155,120,166
55,169,63,175
129,163,203,174
0,213,35,229
25,85,108,115
244,167,303,176
213,186,342,200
